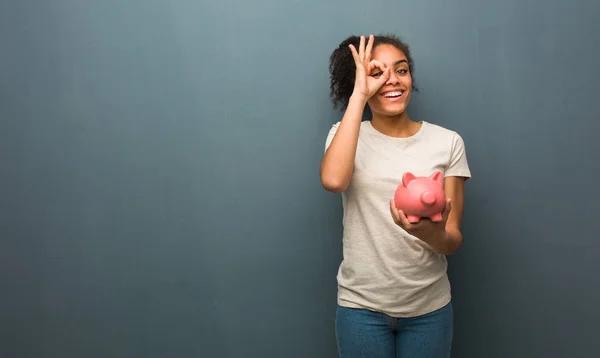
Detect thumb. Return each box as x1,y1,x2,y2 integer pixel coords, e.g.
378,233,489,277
443,198,452,217
377,67,391,85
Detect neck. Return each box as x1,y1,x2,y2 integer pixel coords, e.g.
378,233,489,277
370,110,420,138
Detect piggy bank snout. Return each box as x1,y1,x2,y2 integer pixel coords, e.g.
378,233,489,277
420,191,436,206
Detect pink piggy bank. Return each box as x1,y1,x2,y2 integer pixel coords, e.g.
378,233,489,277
394,170,446,223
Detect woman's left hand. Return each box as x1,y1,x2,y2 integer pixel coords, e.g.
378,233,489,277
389,197,452,248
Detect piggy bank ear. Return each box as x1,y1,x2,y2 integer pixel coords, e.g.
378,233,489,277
402,172,417,187
429,171,443,184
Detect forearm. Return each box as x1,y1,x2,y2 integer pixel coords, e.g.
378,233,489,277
426,228,463,255
320,94,367,192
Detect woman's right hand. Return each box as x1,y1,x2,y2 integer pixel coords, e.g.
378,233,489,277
349,35,391,102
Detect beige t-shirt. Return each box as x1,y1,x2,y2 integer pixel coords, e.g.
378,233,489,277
324,120,472,318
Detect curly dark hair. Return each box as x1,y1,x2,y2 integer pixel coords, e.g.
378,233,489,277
328,34,418,110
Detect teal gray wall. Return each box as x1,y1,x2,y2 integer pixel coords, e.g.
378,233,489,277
1,0,599,357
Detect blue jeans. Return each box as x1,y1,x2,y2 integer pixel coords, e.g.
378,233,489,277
335,302,454,358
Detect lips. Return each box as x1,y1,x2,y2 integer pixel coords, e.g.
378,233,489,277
382,90,404,98
380,89,406,102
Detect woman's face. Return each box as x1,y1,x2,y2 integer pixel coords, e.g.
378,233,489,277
367,44,413,117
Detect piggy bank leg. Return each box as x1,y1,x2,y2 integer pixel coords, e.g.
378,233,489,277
430,213,443,222
407,215,421,223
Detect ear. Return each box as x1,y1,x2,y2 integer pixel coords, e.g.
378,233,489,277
430,170,443,184
402,172,416,187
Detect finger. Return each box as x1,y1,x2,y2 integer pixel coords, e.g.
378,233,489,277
397,208,413,229
391,200,411,229
359,35,366,61
367,60,388,84
389,199,401,225
349,44,360,64
443,198,452,218
376,67,392,85
367,61,374,72
369,60,386,72
382,66,392,79
365,34,374,62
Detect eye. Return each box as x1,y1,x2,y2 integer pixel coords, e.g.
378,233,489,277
397,69,408,75
370,71,383,77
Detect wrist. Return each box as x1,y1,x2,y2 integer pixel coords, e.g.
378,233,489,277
349,93,368,106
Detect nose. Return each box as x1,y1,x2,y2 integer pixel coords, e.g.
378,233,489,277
386,70,400,85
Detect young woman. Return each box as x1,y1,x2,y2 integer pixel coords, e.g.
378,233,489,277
321,34,471,357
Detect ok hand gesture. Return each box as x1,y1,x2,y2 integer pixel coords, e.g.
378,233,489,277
349,35,391,101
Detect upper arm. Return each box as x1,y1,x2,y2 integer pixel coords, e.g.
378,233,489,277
443,131,471,232
444,176,466,232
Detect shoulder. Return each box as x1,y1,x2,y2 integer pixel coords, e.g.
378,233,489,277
325,120,371,142
423,122,471,177
423,121,467,147
423,121,460,138
327,120,370,132
329,121,341,129
324,121,342,151
327,121,340,133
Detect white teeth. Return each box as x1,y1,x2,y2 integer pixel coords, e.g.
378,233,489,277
384,91,403,98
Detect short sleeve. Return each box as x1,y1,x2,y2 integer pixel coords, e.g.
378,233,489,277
324,121,341,153
445,132,472,180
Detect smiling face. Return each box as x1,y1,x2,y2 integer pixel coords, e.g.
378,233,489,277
367,44,413,118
